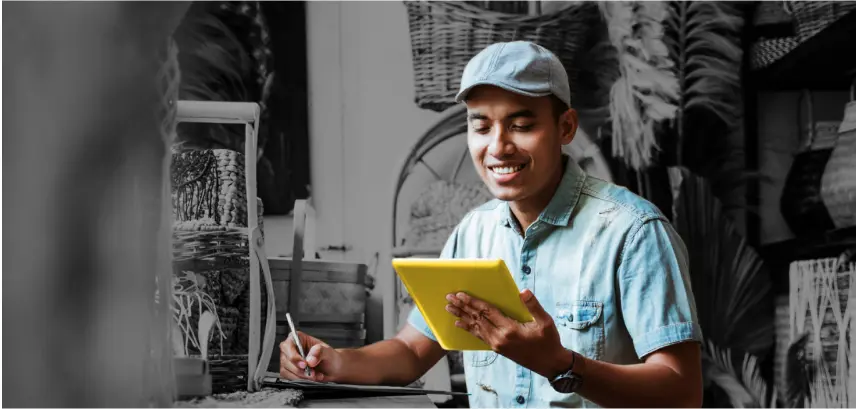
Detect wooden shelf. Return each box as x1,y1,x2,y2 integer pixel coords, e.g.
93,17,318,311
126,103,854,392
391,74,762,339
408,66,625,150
751,10,856,91
759,226,856,294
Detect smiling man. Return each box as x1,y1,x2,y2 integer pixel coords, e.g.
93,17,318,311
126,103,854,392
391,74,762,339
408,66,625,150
280,41,704,408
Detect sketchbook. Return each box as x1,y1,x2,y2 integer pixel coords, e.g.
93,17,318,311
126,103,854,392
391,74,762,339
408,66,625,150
261,376,469,399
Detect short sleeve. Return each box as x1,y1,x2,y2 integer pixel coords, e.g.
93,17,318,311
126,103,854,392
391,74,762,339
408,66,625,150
618,217,703,359
404,224,460,341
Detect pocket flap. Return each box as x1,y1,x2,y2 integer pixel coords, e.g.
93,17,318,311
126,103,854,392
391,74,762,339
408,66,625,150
557,301,603,330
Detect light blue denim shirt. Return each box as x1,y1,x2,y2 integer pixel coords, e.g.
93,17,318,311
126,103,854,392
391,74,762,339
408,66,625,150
407,155,703,408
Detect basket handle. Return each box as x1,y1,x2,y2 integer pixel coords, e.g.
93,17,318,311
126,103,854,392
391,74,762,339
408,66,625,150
289,199,316,326
251,226,278,388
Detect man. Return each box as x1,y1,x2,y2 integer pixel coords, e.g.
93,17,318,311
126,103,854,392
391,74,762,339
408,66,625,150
280,41,703,408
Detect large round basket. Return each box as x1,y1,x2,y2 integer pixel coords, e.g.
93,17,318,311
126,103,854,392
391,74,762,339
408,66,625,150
403,0,600,112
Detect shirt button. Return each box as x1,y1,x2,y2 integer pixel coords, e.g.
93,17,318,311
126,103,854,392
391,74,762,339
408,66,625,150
522,265,531,275
516,395,525,404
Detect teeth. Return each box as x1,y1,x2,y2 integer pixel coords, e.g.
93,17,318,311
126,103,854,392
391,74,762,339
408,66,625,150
491,165,524,175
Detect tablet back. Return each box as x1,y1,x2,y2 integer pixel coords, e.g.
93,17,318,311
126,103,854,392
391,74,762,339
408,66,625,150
392,258,533,351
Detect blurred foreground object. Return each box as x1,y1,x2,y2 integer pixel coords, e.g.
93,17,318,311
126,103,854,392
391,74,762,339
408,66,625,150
4,2,188,406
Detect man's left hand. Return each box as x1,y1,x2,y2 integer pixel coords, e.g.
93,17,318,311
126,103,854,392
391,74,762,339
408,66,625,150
445,289,572,379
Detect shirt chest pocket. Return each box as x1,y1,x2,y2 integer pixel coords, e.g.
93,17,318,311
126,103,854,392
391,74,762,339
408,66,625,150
554,301,605,360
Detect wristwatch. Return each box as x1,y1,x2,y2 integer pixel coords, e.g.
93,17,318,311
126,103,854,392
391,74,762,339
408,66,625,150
550,350,583,393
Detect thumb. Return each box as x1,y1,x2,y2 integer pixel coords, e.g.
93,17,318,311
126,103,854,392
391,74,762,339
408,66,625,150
520,289,551,323
305,343,332,368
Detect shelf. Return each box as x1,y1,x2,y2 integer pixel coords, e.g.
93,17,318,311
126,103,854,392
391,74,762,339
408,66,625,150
751,10,856,91
759,226,856,294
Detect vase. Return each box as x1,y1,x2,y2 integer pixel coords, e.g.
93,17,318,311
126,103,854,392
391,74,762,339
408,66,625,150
821,99,856,228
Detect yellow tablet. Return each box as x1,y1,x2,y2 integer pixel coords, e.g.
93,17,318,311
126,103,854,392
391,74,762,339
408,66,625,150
392,258,533,351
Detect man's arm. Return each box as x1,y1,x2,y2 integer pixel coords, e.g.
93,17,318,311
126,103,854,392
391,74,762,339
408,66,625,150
329,324,447,386
561,341,702,408
281,323,446,386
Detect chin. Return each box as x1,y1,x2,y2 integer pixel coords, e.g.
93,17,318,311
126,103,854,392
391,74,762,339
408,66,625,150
487,186,524,202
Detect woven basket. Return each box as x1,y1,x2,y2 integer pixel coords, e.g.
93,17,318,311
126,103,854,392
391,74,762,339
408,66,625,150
821,84,856,229
755,1,794,26
780,91,839,236
785,1,856,42
789,256,855,392
172,200,265,393
403,0,599,112
171,100,276,394
750,37,800,70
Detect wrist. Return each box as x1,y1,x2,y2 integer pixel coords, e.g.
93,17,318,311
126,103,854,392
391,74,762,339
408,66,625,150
544,347,576,380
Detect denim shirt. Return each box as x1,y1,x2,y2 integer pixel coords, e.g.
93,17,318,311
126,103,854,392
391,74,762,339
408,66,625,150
407,155,703,408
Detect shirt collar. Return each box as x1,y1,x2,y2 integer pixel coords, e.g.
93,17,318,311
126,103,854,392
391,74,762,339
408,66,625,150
501,154,586,228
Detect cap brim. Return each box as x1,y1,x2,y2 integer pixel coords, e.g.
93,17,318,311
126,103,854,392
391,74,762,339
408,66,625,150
455,80,553,104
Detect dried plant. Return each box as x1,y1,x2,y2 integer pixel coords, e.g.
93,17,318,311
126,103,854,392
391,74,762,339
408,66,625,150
668,166,774,356
663,1,743,164
599,1,680,171
703,341,774,408
171,270,226,357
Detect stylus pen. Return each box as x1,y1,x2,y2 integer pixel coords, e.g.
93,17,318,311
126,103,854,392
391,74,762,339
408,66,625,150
286,312,312,377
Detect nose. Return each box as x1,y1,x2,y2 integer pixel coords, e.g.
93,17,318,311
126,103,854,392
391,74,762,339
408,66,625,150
487,126,515,158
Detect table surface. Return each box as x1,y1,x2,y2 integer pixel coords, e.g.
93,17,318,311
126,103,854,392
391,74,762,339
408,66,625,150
298,394,436,408
175,389,437,408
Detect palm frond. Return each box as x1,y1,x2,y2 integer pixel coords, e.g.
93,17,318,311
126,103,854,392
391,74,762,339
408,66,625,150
703,341,772,408
600,1,680,171
665,1,743,147
668,166,774,357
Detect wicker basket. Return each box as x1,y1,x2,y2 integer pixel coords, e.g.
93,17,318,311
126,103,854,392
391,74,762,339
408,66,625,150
784,1,856,42
171,101,277,395
821,84,856,229
750,37,800,70
789,256,855,392
403,0,600,112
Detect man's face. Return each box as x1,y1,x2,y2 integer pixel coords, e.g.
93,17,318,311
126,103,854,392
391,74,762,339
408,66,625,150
465,86,577,203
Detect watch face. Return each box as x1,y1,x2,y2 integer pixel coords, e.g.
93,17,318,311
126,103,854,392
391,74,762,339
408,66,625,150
551,376,576,394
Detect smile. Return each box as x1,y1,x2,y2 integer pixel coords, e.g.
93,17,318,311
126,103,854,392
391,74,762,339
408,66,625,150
489,164,526,175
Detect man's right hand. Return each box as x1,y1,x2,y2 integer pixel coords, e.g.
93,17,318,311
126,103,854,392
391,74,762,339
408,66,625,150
279,331,342,382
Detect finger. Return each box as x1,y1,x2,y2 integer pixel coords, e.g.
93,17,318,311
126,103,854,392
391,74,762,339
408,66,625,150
280,349,307,380
280,338,308,369
466,295,515,327
445,304,464,317
520,289,552,324
305,343,327,369
454,312,500,347
449,293,502,328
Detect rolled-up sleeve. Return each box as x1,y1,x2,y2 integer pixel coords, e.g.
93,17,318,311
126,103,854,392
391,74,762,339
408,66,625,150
618,217,703,359
405,225,460,341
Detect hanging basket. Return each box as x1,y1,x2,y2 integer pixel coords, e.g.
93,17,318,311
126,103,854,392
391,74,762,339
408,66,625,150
820,82,856,229
784,1,856,42
403,0,600,112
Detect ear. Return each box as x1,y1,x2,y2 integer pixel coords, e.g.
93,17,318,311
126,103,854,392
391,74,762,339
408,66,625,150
559,108,578,145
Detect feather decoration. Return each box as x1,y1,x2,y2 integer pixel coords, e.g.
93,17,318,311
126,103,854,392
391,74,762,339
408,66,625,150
668,166,774,357
663,1,743,162
599,1,680,171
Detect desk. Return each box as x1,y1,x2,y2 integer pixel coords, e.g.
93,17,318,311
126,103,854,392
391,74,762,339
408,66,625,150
299,394,436,408
175,389,437,408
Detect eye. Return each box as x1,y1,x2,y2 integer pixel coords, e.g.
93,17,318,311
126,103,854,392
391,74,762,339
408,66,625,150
511,123,534,132
471,121,491,134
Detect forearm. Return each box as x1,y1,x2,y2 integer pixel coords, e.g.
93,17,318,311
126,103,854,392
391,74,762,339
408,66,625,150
572,353,702,408
331,339,431,386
